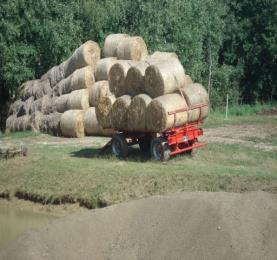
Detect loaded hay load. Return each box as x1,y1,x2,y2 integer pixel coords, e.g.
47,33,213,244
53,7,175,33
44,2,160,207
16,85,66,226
147,51,178,61
88,81,111,107
183,74,193,88
111,95,132,130
116,36,148,61
145,58,186,98
125,61,149,96
95,57,118,81
95,95,116,129
103,34,129,57
127,94,152,131
179,83,209,122
67,89,89,110
108,60,137,97
146,93,189,132
60,110,85,138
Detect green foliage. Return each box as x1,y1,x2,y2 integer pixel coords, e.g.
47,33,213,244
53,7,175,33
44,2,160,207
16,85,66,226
221,0,277,103
0,0,82,96
0,0,276,131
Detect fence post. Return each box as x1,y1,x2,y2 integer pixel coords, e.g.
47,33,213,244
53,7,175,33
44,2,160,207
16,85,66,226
225,94,229,120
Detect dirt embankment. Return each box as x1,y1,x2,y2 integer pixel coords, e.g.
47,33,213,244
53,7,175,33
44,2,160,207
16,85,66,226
1,191,277,260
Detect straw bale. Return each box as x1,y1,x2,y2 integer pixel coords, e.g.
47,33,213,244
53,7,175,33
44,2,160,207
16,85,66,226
88,81,111,107
103,34,129,57
60,110,85,138
95,95,116,129
127,94,152,131
111,95,132,129
146,93,188,132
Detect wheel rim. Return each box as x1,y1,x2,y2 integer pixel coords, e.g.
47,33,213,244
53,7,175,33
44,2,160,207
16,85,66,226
153,142,163,160
112,139,121,156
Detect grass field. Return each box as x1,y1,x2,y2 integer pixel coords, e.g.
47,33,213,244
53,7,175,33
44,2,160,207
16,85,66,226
0,105,276,209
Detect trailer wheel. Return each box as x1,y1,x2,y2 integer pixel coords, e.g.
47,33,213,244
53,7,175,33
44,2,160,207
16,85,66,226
151,137,170,161
138,138,151,154
111,134,129,158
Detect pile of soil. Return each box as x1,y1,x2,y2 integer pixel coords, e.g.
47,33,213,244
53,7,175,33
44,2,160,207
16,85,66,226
1,191,276,260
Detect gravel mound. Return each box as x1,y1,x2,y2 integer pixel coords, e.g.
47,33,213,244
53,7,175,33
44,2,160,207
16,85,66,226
1,191,277,260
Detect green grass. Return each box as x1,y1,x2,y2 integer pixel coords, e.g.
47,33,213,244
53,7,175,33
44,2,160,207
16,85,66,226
0,141,276,209
204,103,276,128
0,131,40,140
0,104,276,208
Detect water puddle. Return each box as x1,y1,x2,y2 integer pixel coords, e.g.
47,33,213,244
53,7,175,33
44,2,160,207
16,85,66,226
0,203,56,249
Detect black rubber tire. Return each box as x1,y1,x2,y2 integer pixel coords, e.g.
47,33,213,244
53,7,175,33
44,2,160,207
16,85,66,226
150,137,170,161
138,138,151,154
111,134,129,158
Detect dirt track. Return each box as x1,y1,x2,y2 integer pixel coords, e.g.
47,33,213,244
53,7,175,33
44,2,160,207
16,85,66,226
1,191,277,260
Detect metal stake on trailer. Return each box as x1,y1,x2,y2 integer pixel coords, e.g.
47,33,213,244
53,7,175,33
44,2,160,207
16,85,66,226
103,103,208,161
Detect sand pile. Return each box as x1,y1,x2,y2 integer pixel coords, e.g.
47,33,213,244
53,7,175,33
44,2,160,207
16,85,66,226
1,191,276,260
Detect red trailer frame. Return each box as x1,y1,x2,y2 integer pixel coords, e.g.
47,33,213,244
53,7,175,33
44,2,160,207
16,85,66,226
104,103,208,161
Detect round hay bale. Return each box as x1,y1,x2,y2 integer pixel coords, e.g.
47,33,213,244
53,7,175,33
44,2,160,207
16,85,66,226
84,107,103,136
60,110,85,138
146,93,188,132
55,94,70,113
126,61,153,96
33,79,52,100
8,100,24,116
65,41,100,77
30,98,43,114
39,112,62,136
54,76,72,96
95,57,118,81
41,95,57,114
17,97,34,117
95,95,116,129
108,60,136,96
30,111,44,132
116,36,148,61
127,94,152,131
88,81,111,107
111,95,132,130
179,83,209,122
103,34,129,57
5,114,17,133
184,74,193,87
15,115,32,132
147,51,178,60
67,89,89,110
70,66,95,92
145,59,186,98
47,61,68,87
19,80,34,100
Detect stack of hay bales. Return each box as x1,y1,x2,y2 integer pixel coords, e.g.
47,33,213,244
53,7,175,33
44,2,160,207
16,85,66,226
6,33,209,138
6,41,103,137
95,34,209,133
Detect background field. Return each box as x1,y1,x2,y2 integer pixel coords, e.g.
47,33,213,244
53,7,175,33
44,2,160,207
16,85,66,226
1,105,276,209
